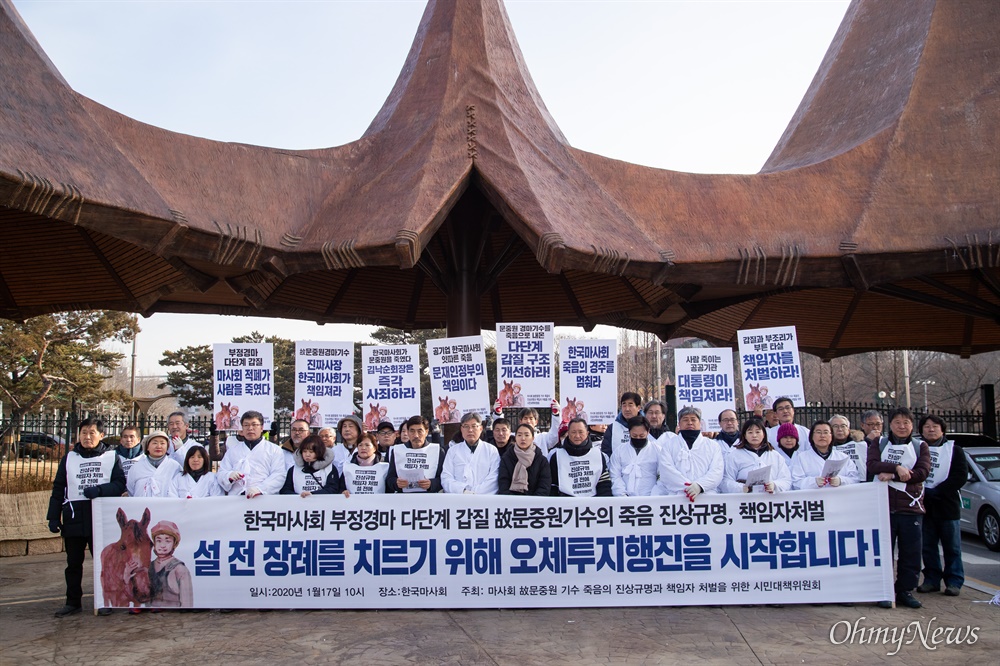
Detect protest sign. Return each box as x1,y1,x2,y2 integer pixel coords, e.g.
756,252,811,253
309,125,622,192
496,323,554,408
294,342,355,428
361,345,420,429
736,326,805,408
674,348,736,431
213,343,274,430
426,335,490,423
558,339,617,425
93,484,893,609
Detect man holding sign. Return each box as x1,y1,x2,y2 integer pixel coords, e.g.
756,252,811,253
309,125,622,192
385,416,444,493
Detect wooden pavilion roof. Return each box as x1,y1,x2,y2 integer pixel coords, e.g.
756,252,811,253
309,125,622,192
0,0,997,357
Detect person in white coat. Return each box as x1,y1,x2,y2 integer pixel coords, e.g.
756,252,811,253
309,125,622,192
127,431,181,497
217,410,286,498
441,413,500,495
609,416,660,497
721,417,791,494
169,445,224,498
651,407,724,501
790,420,860,490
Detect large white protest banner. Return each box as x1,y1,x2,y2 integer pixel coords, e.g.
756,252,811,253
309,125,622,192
558,339,617,425
92,484,893,610
426,335,490,423
496,323,554,408
736,326,806,409
361,345,420,430
674,348,736,431
213,343,274,430
294,342,355,428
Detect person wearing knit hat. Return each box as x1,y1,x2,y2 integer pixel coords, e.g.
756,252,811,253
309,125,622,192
766,397,810,446
774,422,801,467
124,520,193,608
126,430,181,497
333,415,364,476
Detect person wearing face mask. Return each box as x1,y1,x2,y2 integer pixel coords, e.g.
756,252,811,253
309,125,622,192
790,421,860,490
126,431,181,498
721,417,791,494
340,434,389,496
550,418,612,497
868,407,931,609
643,400,669,442
714,409,741,456
600,392,644,457
609,416,660,497
497,424,551,496
651,407,723,501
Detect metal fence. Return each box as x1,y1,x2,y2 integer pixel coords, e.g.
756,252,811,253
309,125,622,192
1,402,995,484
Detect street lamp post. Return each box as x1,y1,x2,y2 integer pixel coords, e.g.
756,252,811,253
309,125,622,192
916,380,936,412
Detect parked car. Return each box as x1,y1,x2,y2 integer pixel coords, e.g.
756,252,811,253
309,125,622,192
950,432,999,449
17,432,67,460
960,447,1000,551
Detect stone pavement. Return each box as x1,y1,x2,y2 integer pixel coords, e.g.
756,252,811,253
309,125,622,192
0,553,997,666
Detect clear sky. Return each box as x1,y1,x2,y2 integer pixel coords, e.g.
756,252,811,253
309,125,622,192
12,0,850,373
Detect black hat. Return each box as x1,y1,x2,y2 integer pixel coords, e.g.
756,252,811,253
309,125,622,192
376,421,396,433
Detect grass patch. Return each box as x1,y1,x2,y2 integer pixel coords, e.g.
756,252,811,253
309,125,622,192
0,473,54,494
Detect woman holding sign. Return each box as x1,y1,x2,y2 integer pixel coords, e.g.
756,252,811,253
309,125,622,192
498,423,551,496
280,435,340,496
385,416,444,493
789,421,860,490
550,418,612,497
721,417,791,494
341,435,390,497
867,407,931,609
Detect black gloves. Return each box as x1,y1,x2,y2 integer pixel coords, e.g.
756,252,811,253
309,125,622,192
210,421,218,436
83,486,100,499
48,519,61,534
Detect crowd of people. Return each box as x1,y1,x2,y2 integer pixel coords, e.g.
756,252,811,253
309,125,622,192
46,394,968,615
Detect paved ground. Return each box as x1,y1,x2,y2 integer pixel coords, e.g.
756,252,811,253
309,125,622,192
0,552,997,666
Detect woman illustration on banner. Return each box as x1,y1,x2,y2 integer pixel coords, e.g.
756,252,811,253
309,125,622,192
124,520,193,608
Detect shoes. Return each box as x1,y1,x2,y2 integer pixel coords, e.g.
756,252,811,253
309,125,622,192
877,600,893,609
896,591,922,609
129,608,142,615
97,608,112,616
54,604,82,618
916,582,940,593
944,586,961,597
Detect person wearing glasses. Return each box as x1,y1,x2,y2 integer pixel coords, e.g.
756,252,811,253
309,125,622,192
441,413,500,495
217,411,286,498
714,409,741,456
765,397,810,444
830,414,868,481
279,419,312,470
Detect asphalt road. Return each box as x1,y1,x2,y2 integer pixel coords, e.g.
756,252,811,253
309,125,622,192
960,532,1000,590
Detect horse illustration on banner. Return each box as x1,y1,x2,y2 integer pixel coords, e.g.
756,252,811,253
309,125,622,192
100,508,153,608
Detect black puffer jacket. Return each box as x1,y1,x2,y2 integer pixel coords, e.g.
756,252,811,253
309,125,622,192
47,442,127,538
497,445,551,496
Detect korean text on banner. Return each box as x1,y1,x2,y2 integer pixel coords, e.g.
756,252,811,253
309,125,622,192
92,483,893,610
674,348,736,431
294,342,355,428
736,326,805,409
558,339,618,425
496,323,554,408
426,335,490,423
361,345,420,430
213,343,274,429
